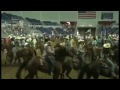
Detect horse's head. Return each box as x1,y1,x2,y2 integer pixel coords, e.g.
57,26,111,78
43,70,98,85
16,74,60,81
54,45,66,55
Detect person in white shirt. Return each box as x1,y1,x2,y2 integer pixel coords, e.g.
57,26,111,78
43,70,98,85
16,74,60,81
33,38,37,48
4,49,7,64
92,37,97,47
22,39,25,46
12,45,18,62
77,40,85,69
44,40,55,75
78,40,85,53
11,39,15,45
70,38,74,48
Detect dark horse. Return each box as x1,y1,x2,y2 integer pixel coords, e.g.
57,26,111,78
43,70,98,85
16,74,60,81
24,43,74,79
111,45,119,66
2,44,14,65
24,56,64,79
78,61,119,79
16,47,36,79
60,49,85,79
78,47,119,79
84,44,94,63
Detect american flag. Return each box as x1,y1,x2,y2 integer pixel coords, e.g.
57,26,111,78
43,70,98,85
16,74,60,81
78,11,96,19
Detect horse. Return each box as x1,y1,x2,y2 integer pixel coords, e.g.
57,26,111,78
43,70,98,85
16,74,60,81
113,49,119,66
60,57,80,79
10,45,36,65
110,45,119,66
92,47,103,61
78,47,119,79
24,56,63,79
84,44,94,63
60,49,86,79
78,61,119,79
13,49,23,64
2,44,14,65
24,43,74,79
59,40,94,79
16,47,36,79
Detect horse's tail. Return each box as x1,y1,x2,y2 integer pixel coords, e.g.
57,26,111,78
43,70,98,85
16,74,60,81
78,64,88,79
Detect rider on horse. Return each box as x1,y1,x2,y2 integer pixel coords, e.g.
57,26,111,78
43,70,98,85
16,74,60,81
44,39,55,75
77,39,85,69
64,37,71,51
102,42,117,78
77,39,85,55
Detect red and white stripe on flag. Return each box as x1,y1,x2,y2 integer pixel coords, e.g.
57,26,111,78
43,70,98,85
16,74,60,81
78,11,96,19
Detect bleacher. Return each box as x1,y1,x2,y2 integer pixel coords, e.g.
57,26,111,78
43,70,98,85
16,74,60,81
43,21,58,25
25,18,42,25
1,12,23,20
1,12,74,36
55,27,74,35
98,25,119,36
112,28,119,34
36,27,54,34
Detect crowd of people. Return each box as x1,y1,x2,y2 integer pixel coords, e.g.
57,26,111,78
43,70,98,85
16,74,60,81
1,20,119,79
2,31,119,77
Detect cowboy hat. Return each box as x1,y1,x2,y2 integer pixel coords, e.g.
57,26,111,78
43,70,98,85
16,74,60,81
25,43,29,46
78,39,84,43
79,49,84,52
60,43,66,47
65,35,69,39
47,41,52,45
103,43,111,48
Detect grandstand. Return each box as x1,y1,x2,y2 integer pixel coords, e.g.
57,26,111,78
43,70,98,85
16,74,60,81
1,12,75,37
1,11,119,38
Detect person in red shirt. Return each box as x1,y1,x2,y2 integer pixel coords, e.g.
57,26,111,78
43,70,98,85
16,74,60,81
8,37,11,45
6,37,11,45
